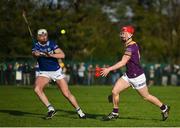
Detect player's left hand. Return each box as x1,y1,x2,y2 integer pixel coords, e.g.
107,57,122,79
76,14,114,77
100,68,110,77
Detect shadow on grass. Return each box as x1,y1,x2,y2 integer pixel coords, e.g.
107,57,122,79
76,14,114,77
56,109,163,121
0,109,105,120
56,109,105,120
119,116,160,121
0,109,167,122
0,109,44,117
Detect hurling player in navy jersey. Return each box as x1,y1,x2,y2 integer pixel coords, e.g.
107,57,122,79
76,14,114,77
32,29,86,119
101,26,170,121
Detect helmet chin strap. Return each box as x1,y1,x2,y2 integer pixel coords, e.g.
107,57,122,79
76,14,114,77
127,33,133,40
125,34,133,46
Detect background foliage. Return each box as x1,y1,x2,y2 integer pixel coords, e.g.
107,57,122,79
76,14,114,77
0,0,179,63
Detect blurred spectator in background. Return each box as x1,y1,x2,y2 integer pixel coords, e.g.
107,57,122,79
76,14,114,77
177,67,180,86
65,64,72,84
161,65,169,86
87,64,94,85
0,63,6,85
148,65,155,86
5,64,13,85
170,65,178,85
77,62,85,84
30,63,36,85
154,64,162,85
22,63,31,85
15,62,22,85
72,64,78,85
0,62,180,86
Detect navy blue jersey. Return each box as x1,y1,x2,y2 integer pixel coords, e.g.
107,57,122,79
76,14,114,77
32,40,60,71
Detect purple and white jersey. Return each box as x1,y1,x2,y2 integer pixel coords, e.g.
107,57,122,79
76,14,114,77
125,42,144,78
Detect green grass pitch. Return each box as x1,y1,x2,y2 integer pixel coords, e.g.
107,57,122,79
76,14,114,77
0,85,180,127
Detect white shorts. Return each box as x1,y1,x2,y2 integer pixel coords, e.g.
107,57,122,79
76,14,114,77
38,68,65,81
121,73,146,89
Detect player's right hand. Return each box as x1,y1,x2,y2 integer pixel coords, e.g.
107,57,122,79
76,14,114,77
100,68,110,77
33,51,46,57
33,51,41,57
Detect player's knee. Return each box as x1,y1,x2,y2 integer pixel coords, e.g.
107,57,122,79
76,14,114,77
34,86,42,94
112,89,119,96
34,86,39,93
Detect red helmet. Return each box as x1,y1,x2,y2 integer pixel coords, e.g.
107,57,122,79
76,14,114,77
121,25,135,34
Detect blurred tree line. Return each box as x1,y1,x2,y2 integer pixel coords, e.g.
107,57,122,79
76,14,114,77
0,0,179,63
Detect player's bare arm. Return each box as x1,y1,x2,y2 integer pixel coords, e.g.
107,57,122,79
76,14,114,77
46,48,65,59
101,52,131,77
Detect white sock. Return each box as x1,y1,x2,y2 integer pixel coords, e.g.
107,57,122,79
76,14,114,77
112,112,119,115
76,107,85,117
47,104,55,112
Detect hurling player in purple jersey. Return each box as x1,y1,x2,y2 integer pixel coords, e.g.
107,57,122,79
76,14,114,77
101,26,170,121
32,29,86,119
